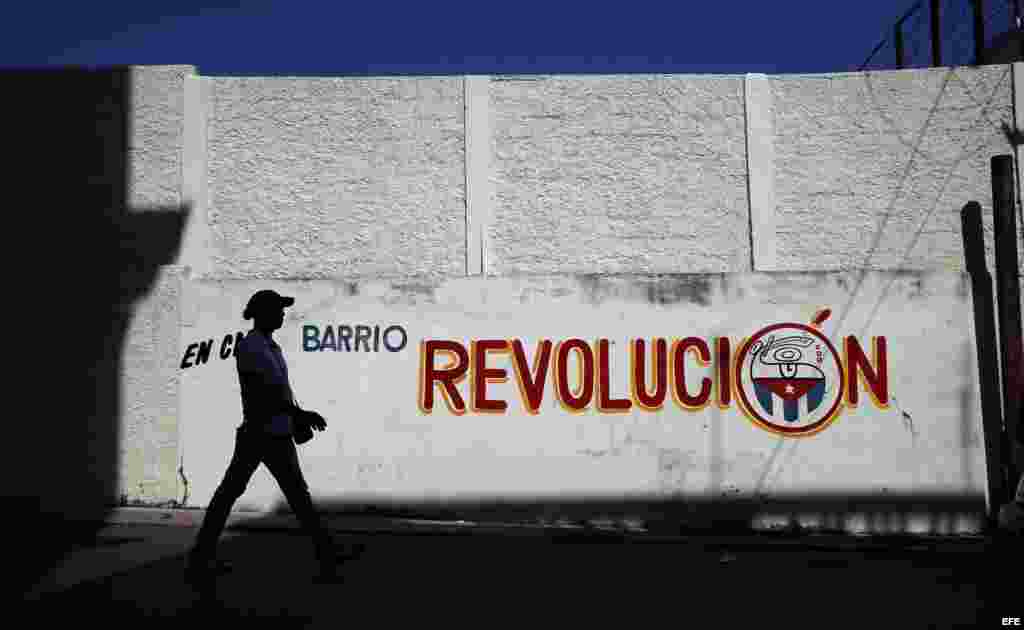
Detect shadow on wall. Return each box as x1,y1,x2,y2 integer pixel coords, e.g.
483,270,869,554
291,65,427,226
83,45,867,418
3,67,188,596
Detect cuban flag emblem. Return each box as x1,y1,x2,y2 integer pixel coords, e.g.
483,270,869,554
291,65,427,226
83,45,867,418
749,334,827,424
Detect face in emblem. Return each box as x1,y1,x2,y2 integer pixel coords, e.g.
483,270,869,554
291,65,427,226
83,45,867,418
735,314,845,437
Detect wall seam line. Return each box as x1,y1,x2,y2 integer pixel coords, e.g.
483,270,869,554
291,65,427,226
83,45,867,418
178,70,211,504
464,75,491,276
744,73,778,272
180,72,211,282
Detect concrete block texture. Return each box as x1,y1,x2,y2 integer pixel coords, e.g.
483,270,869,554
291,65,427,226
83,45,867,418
121,266,183,504
488,75,751,274
128,65,193,210
206,77,466,279
770,65,1020,274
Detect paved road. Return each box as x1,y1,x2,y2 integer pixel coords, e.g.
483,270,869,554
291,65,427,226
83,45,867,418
18,521,1021,628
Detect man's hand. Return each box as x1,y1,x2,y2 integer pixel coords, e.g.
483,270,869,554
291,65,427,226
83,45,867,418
308,411,328,432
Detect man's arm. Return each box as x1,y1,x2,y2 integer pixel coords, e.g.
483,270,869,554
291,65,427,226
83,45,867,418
261,383,326,430
237,374,298,420
269,384,301,415
237,341,301,421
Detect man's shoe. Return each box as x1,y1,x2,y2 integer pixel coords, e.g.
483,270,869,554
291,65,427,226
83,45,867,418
336,543,366,560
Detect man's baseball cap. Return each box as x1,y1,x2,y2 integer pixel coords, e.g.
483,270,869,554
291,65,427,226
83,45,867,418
243,289,295,320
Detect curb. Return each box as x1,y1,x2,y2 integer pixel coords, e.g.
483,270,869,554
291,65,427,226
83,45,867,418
104,507,997,552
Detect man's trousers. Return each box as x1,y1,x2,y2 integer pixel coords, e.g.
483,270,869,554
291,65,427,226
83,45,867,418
190,425,333,566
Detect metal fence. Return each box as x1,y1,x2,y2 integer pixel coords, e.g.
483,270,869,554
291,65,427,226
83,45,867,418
860,0,1021,71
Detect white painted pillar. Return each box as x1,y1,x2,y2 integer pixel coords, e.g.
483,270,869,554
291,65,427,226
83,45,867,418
464,75,492,276
179,70,212,285
744,73,778,272
178,70,213,504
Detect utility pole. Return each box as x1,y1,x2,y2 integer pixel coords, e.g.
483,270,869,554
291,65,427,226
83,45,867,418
930,0,942,67
973,0,986,65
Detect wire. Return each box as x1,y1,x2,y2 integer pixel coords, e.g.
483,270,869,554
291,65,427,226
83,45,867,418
862,0,1021,70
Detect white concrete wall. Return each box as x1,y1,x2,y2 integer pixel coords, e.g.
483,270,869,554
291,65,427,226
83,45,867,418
176,272,985,534
487,75,750,274
203,77,466,279
120,65,193,505
769,66,1016,274
117,64,1024,533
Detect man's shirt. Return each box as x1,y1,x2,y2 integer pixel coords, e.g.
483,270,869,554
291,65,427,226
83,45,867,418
236,328,294,437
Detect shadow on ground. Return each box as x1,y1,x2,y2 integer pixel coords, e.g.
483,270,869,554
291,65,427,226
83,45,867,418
18,511,1022,626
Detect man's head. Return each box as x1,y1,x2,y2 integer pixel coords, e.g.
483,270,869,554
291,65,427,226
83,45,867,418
243,289,294,332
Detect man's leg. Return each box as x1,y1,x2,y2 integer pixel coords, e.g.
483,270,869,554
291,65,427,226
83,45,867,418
262,437,335,571
189,427,261,567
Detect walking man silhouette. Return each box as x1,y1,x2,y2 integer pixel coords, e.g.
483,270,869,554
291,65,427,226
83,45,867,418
186,289,339,583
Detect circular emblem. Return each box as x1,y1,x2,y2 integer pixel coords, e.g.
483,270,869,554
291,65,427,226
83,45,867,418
734,322,844,437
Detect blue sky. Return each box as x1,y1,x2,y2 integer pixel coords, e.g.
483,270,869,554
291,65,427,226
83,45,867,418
4,1,931,76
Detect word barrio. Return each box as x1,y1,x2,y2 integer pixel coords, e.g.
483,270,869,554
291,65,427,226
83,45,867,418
418,309,888,437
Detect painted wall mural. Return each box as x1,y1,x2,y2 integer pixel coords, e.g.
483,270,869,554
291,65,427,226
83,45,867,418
303,324,408,354
180,332,245,368
178,272,984,516
415,309,887,439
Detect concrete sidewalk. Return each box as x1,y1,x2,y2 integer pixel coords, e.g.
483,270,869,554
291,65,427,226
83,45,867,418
19,507,1021,627
105,505,1014,551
